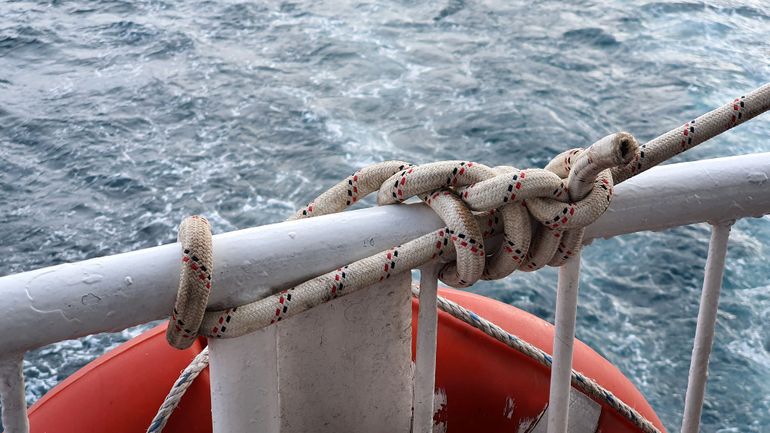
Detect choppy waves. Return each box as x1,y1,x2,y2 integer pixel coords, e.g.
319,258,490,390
1,0,769,430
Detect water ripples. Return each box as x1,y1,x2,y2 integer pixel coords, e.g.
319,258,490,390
1,0,769,430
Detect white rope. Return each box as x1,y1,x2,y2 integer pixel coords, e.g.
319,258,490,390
167,216,214,350
612,83,770,182
149,83,770,433
196,133,633,338
420,286,661,433
146,348,210,433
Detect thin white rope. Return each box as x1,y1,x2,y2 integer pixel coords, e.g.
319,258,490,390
148,285,663,433
146,348,209,433
421,286,660,433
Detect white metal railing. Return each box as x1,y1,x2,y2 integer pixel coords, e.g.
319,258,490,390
547,253,583,433
413,263,441,433
680,222,732,433
1,152,769,433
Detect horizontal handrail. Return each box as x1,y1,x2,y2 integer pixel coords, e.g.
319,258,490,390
585,152,770,239
0,153,769,354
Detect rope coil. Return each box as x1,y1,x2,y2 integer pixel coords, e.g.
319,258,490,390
194,132,635,338
167,216,214,350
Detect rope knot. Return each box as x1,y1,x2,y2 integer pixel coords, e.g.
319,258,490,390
168,132,637,342
371,132,638,286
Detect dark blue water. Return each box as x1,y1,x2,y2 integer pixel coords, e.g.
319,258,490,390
1,0,769,431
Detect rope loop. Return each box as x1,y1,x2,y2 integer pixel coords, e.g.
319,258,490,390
163,83,770,342
421,188,485,287
153,83,770,433
166,132,638,342
167,215,213,349
371,132,637,281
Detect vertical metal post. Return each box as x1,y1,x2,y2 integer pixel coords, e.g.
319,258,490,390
681,221,732,433
209,272,414,433
0,353,30,433
547,252,582,433
413,263,440,433
208,327,281,433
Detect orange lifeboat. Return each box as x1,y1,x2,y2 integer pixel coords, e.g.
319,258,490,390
27,288,665,433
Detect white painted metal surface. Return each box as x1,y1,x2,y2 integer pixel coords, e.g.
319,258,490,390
0,205,442,355
530,390,601,433
680,222,732,433
0,355,29,433
1,153,769,433
413,264,440,433
547,254,583,433
208,272,413,433
585,152,770,239
209,327,280,433
1,154,769,355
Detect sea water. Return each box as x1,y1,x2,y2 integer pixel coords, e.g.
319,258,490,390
1,0,769,431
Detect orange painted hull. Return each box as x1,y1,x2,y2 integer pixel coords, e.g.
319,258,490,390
27,288,665,433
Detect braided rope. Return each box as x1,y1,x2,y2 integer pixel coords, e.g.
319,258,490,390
612,83,770,183
146,348,209,433
198,134,632,337
151,84,770,432
167,216,214,350
422,286,659,433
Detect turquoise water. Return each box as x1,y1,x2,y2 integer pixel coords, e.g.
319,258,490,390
1,0,769,431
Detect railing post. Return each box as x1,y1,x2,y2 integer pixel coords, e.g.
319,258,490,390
680,221,732,433
0,353,29,433
413,263,440,433
208,272,413,433
547,252,582,433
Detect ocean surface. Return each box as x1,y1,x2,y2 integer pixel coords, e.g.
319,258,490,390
1,0,769,431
